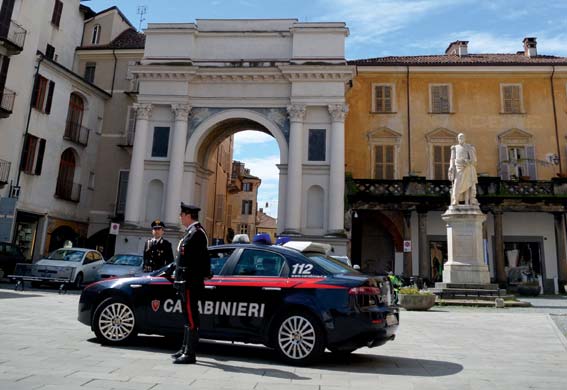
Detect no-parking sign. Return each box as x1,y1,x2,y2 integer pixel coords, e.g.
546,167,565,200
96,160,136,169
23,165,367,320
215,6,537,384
109,222,120,235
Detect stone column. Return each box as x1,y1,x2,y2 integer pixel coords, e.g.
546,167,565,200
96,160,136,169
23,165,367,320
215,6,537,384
418,211,430,280
124,103,152,225
493,208,506,284
554,213,567,288
327,104,348,235
403,210,413,276
165,104,191,226
284,104,306,234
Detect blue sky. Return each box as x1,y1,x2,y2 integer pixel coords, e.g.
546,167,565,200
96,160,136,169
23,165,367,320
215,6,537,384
86,0,567,217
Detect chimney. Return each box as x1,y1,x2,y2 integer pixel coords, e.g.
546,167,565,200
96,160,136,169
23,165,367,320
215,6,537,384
445,40,468,56
523,37,537,57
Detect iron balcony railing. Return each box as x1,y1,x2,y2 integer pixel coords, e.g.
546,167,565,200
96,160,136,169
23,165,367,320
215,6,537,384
55,180,81,203
0,20,27,50
64,120,90,146
0,159,10,184
0,87,15,113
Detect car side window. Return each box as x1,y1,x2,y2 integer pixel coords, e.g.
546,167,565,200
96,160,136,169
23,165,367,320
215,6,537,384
233,249,285,277
208,248,235,275
84,252,96,264
93,252,103,261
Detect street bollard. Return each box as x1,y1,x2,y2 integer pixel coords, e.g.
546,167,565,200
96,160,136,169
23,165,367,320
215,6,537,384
494,298,505,308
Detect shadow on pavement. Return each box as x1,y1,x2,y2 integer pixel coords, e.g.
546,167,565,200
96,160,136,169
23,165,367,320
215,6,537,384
0,291,43,299
89,335,463,377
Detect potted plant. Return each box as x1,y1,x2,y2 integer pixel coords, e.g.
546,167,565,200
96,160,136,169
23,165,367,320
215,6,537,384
516,280,540,296
398,287,436,311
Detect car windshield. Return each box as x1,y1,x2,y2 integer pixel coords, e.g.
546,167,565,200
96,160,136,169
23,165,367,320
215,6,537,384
107,255,143,266
304,252,361,275
47,249,84,262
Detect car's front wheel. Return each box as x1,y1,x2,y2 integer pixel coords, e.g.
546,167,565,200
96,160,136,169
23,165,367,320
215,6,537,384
93,297,137,344
273,310,325,365
74,272,83,289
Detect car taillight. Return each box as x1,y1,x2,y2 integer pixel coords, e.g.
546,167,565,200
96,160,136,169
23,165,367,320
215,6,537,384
349,286,381,295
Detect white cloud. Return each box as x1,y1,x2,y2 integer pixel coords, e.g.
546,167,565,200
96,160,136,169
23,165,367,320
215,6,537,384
234,130,275,145
241,155,280,182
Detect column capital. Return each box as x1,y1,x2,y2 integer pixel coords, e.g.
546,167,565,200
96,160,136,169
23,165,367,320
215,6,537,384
133,103,153,120
287,104,306,122
328,103,349,122
171,104,192,122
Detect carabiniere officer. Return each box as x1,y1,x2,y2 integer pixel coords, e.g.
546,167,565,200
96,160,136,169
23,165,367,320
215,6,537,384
143,219,174,272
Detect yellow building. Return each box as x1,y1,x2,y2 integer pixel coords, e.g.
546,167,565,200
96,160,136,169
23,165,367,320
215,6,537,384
227,161,261,241
256,209,277,243
346,38,567,292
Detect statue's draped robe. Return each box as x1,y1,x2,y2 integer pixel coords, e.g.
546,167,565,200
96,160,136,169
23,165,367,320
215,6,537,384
451,144,477,204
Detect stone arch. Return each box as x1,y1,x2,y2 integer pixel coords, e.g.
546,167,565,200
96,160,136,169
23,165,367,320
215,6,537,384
145,179,164,222
306,185,324,229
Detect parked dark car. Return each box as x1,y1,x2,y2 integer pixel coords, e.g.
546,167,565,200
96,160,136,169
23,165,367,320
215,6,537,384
78,242,398,365
0,242,26,278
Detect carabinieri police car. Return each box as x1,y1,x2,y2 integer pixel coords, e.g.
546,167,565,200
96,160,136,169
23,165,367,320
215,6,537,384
78,241,399,364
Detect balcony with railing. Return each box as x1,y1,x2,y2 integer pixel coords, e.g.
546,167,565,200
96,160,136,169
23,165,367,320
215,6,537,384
55,180,81,203
0,159,10,186
0,87,15,117
64,120,90,146
0,20,27,54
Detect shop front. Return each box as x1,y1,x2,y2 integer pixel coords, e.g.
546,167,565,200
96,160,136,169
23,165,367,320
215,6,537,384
44,217,88,256
13,211,41,261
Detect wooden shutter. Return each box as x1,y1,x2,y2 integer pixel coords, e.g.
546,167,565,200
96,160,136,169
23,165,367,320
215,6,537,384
0,56,10,92
19,134,31,171
374,145,395,179
526,144,537,180
375,85,393,112
503,85,521,113
51,0,63,27
385,145,394,179
498,144,510,180
0,0,16,37
34,139,46,175
31,75,40,109
45,80,55,114
431,85,450,113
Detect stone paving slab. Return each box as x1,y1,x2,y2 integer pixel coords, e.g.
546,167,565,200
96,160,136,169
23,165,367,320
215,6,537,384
0,285,566,389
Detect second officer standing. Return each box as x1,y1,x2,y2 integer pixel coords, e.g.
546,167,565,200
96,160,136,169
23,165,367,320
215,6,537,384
143,220,174,272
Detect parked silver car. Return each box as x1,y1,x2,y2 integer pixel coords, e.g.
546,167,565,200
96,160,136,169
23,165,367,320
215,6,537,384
97,254,144,280
35,248,105,287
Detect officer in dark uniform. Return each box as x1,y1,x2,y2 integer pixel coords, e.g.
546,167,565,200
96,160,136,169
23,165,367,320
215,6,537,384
143,220,174,272
171,203,211,364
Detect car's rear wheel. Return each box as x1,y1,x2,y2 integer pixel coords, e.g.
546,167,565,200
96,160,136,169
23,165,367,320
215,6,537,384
93,297,137,344
273,310,325,365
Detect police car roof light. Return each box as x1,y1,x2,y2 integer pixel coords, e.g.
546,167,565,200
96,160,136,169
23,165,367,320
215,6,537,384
282,241,332,255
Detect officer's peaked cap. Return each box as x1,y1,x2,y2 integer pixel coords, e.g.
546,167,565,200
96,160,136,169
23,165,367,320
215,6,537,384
151,219,165,228
180,202,200,214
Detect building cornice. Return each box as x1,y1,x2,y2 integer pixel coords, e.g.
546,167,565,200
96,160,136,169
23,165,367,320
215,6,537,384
279,65,355,82
356,65,567,73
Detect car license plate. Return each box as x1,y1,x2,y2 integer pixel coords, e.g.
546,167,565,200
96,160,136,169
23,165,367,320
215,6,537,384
386,314,398,326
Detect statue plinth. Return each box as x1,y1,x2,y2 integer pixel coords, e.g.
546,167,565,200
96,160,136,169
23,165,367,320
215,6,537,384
441,204,490,284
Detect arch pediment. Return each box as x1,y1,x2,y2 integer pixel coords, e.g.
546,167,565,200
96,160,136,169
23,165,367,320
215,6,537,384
425,128,458,142
498,128,533,144
367,127,402,142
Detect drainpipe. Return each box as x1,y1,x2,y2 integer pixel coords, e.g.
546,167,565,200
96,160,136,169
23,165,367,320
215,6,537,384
550,66,562,174
110,48,117,96
406,66,411,175
15,52,44,190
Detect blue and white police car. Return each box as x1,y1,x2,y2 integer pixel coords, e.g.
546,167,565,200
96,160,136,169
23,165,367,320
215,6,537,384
78,242,398,364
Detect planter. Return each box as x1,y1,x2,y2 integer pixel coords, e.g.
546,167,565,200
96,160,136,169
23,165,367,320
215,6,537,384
398,294,436,311
517,284,540,297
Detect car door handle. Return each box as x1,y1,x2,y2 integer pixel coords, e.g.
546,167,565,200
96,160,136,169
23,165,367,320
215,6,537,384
204,285,216,290
130,284,143,288
262,287,281,291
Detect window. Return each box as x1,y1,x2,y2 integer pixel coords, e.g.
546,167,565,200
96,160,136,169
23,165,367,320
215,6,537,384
498,129,536,180
91,25,101,44
55,148,79,202
374,145,395,179
115,170,129,215
84,62,96,83
501,84,523,113
31,75,54,114
151,127,170,157
242,182,252,192
20,134,46,175
433,145,452,180
373,84,394,113
45,44,55,60
88,171,95,190
209,248,235,275
233,249,285,277
430,84,451,113
308,129,326,161
241,200,253,215
51,0,63,27
239,223,249,234
64,93,85,143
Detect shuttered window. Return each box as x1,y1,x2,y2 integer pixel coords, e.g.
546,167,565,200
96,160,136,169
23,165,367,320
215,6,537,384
433,145,452,180
502,85,522,113
374,145,395,179
31,75,54,114
430,85,451,113
20,134,46,175
51,0,63,27
215,194,224,221
115,171,129,215
374,85,393,113
241,200,253,215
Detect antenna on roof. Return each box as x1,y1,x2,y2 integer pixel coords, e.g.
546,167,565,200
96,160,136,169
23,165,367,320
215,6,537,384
136,5,147,31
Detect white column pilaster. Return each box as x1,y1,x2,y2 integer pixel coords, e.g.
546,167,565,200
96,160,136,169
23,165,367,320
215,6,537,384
284,104,306,234
165,104,191,225
124,103,152,225
327,104,348,235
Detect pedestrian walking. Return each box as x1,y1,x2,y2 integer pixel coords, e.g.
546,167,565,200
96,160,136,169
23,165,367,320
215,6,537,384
171,202,211,364
143,219,174,272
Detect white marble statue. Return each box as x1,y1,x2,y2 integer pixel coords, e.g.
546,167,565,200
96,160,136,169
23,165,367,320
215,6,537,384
448,133,478,206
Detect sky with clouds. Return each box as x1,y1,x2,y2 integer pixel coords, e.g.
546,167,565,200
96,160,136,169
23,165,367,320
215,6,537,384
87,0,567,217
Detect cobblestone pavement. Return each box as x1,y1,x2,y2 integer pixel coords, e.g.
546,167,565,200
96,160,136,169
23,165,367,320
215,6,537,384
0,284,566,390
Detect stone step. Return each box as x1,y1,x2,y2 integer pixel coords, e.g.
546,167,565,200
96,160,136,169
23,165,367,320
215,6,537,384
430,288,504,296
435,294,517,302
434,282,500,290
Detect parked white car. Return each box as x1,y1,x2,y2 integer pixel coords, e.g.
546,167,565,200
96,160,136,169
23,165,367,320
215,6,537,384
35,248,105,287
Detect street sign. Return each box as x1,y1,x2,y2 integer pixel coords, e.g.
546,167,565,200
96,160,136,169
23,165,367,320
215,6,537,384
109,222,120,235
403,240,412,253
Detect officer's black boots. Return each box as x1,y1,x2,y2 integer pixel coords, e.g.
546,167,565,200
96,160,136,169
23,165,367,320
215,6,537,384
173,326,197,364
170,328,188,359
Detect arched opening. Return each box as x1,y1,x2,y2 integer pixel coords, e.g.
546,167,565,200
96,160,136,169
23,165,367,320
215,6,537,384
145,179,164,223
65,93,87,144
55,148,80,202
87,227,115,259
48,225,79,252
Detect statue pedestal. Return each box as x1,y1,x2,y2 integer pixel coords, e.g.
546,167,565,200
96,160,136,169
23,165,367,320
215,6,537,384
441,205,490,284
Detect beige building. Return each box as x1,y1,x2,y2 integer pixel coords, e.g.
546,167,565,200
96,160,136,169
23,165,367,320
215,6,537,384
228,161,261,241
256,208,277,243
